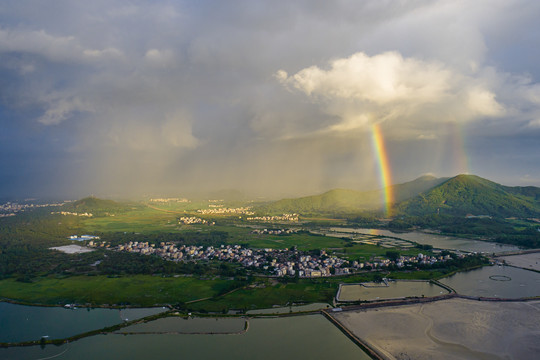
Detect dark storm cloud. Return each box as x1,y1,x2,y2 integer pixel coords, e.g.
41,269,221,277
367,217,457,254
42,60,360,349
1,0,540,198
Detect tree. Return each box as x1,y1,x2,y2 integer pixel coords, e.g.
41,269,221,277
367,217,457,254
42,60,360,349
385,250,400,262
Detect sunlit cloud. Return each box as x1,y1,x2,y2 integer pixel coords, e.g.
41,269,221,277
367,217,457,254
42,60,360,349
277,51,509,138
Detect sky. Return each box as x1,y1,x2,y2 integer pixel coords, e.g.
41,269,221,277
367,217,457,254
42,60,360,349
1,0,540,199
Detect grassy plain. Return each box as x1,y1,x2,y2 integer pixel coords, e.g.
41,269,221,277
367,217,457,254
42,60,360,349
188,271,443,312
0,275,235,307
82,207,179,233
188,282,336,312
0,269,445,310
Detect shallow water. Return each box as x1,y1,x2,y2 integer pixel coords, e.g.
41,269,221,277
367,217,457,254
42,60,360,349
0,315,371,360
0,303,166,342
438,265,540,298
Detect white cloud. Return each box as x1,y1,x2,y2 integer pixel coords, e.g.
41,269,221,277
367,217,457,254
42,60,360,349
144,49,175,68
0,28,123,63
282,52,451,105
277,51,509,137
83,47,123,60
38,97,92,125
466,88,504,116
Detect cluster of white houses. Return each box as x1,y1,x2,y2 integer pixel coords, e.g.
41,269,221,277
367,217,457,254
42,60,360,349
197,207,255,216
149,198,189,203
51,211,93,217
87,239,471,278
246,214,299,222
250,228,299,235
0,201,65,216
93,240,352,277
178,216,215,225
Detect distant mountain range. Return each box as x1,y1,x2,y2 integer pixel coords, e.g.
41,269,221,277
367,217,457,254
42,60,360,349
260,174,540,218
71,175,540,219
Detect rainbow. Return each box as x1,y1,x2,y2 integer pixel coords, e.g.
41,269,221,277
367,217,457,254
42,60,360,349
371,123,394,217
449,122,470,175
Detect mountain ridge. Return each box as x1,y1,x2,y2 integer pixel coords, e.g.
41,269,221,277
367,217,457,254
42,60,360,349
259,174,540,218
396,174,540,217
259,175,449,215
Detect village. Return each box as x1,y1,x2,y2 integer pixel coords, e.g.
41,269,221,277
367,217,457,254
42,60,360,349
178,216,215,225
87,239,469,278
0,200,66,216
246,213,299,222
197,207,255,216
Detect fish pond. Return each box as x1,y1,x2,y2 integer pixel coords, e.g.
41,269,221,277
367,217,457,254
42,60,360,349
337,280,449,302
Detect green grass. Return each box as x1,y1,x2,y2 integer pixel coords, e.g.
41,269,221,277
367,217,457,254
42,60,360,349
0,270,448,311
188,280,338,312
81,207,180,233
230,232,348,250
0,275,233,307
188,271,435,312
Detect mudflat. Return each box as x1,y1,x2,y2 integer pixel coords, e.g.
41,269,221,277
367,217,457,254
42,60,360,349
333,298,540,360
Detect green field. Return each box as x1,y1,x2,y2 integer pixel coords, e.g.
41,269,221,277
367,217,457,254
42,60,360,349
187,270,444,312
81,207,180,233
0,269,446,311
0,275,237,307
188,281,337,312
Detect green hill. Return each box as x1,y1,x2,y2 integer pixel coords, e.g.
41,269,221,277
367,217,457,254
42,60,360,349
63,196,132,215
391,175,448,202
259,188,380,215
259,175,447,215
396,175,540,217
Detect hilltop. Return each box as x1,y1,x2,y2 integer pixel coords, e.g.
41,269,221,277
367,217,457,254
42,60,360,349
396,175,540,218
63,196,134,216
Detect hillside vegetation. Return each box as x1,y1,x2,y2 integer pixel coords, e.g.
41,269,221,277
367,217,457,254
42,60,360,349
397,175,540,217
63,196,137,216
260,175,447,215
